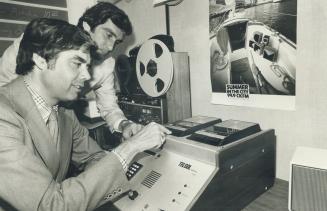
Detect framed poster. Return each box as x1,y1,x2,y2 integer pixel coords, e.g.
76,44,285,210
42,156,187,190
209,0,297,110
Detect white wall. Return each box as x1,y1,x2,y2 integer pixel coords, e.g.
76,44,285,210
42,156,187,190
115,0,166,56
66,0,97,24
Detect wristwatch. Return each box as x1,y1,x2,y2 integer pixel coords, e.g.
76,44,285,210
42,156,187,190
119,120,134,132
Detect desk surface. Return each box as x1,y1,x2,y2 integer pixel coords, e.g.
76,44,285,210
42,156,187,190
242,179,288,211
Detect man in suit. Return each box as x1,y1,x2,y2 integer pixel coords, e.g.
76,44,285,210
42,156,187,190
0,2,143,140
0,18,170,211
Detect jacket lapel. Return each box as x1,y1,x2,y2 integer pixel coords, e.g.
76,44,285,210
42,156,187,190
7,77,60,177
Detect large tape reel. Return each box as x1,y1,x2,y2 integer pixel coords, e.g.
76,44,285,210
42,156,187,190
136,39,174,97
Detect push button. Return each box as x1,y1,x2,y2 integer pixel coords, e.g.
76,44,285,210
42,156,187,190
128,190,139,200
126,162,143,180
104,194,113,200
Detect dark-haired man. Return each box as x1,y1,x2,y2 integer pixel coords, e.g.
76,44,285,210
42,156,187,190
0,18,170,211
0,2,142,139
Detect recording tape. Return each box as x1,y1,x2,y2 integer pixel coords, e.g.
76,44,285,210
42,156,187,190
136,39,174,97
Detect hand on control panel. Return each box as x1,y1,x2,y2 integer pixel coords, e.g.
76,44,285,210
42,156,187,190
119,120,143,139
114,122,171,166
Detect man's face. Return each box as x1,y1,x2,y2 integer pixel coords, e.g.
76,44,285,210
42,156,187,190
89,19,125,58
43,48,91,102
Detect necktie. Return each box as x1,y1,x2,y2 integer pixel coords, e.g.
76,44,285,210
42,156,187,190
47,110,59,147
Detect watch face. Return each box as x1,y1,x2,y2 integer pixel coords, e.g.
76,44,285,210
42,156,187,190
120,120,133,130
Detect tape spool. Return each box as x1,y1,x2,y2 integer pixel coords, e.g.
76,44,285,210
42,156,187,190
136,39,174,97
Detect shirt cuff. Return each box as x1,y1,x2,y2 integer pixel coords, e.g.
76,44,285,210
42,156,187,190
111,149,128,172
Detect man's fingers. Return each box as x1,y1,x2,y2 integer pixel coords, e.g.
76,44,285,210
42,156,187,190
122,123,144,139
147,122,171,135
132,124,143,134
160,136,166,145
161,126,171,135
154,137,165,149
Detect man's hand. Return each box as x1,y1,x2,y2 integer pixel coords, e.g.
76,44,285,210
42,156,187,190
114,122,171,165
127,122,171,151
120,120,143,139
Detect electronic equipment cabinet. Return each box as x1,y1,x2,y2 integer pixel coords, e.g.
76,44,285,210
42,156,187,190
191,129,276,211
118,52,191,125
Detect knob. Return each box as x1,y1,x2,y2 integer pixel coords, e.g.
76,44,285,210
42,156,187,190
128,190,139,200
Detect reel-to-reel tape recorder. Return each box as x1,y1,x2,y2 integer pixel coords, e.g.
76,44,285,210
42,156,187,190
116,35,191,125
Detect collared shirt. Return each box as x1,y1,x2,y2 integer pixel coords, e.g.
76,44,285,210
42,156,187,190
24,77,58,124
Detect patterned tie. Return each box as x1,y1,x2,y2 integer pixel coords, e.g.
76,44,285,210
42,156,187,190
47,110,59,147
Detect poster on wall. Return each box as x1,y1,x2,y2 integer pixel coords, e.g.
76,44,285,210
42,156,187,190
209,0,297,110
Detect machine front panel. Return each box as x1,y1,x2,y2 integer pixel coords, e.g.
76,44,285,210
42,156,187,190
114,149,216,211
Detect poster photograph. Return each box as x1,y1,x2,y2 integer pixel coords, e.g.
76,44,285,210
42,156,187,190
209,0,297,110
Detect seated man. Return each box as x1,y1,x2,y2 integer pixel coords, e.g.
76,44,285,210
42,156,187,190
0,2,142,139
0,18,170,211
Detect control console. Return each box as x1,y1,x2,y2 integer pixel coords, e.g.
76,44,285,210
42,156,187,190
113,118,276,211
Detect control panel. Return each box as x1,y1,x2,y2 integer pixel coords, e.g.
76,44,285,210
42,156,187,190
114,143,217,211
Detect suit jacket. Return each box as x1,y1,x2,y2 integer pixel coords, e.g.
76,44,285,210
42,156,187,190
0,77,129,211
0,35,126,131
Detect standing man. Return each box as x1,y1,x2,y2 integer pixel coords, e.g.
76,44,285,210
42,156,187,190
0,2,141,139
0,18,170,211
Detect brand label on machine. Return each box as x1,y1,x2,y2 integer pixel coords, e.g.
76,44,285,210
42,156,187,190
178,161,192,170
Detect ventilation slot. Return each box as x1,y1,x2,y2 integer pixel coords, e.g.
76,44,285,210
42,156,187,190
141,170,161,188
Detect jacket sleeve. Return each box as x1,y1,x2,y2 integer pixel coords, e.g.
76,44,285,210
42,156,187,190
0,105,129,211
69,109,107,170
93,58,127,131
0,35,22,87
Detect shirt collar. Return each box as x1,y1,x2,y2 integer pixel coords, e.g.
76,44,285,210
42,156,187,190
24,76,58,123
